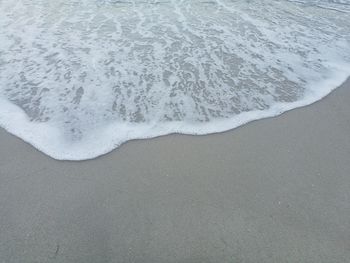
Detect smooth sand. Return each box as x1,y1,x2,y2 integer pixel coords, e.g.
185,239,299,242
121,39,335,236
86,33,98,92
0,79,350,263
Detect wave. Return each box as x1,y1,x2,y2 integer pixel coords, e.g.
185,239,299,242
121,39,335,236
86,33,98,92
0,0,349,160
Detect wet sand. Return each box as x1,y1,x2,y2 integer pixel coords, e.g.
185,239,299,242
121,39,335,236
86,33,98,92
0,78,349,263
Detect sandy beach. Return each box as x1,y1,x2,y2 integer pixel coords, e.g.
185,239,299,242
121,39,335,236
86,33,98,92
0,78,349,262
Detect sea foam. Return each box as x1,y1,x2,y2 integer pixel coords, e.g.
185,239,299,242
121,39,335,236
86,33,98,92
0,0,349,160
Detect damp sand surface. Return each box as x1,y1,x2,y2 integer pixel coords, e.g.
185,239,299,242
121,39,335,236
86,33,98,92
0,78,349,262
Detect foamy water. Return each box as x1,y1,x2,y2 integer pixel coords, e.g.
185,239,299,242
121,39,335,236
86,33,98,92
0,0,349,160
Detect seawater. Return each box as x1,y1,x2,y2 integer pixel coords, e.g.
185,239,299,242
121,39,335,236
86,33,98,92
0,0,349,160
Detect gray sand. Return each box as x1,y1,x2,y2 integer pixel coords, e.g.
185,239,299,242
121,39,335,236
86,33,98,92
0,79,350,263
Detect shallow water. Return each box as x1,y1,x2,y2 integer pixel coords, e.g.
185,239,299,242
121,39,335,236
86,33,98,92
0,0,349,160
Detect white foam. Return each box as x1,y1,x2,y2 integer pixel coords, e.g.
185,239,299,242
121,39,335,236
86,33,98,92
0,0,349,160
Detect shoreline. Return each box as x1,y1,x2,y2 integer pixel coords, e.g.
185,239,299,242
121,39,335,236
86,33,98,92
0,78,350,262
0,74,349,160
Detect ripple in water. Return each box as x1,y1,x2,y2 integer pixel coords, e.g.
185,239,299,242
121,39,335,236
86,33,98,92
0,0,349,160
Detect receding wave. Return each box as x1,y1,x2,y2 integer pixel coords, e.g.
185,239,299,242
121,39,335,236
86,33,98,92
0,0,349,160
